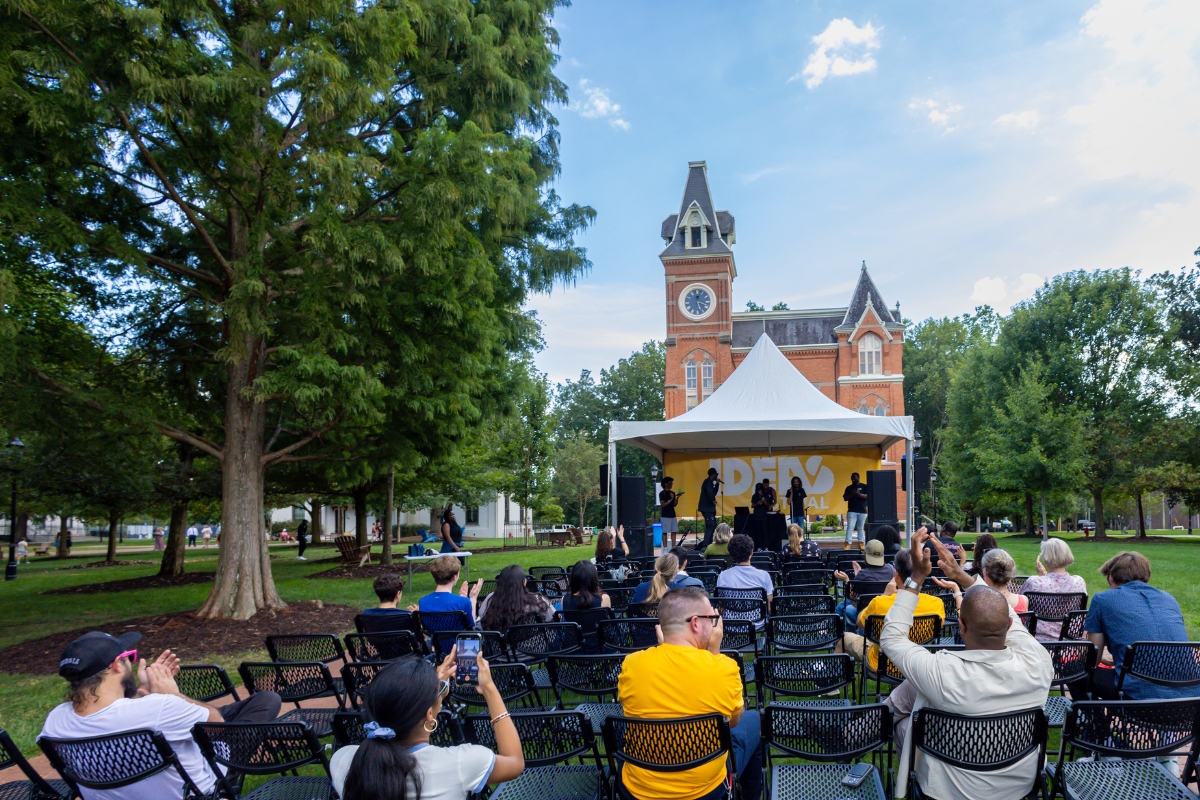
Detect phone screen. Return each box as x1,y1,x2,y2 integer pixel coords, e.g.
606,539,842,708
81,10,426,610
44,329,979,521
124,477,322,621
456,636,481,684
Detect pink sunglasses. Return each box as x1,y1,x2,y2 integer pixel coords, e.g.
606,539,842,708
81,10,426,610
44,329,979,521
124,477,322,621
117,649,138,663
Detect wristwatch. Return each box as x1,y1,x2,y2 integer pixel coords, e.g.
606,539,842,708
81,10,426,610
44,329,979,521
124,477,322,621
903,578,921,592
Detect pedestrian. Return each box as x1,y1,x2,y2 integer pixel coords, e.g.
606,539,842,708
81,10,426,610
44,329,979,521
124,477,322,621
152,527,165,551
186,523,198,547
16,538,29,564
201,524,212,548
296,518,309,561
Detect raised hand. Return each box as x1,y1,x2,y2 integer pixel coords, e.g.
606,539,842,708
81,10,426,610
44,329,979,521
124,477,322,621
436,645,457,682
930,536,972,589
909,527,932,585
1035,555,1047,577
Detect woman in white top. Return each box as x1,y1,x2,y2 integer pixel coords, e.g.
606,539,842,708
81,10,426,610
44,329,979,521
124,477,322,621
331,651,524,800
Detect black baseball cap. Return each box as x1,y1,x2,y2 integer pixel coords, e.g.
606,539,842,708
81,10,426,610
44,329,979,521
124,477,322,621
58,631,142,680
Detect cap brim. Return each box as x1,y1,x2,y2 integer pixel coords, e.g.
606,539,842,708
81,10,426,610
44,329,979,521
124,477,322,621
115,632,142,649
865,555,884,566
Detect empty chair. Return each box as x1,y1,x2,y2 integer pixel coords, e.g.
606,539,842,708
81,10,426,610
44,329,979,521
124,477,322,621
39,729,213,800
755,654,856,708
784,568,832,588
507,622,585,664
265,633,347,666
238,662,344,736
908,706,1048,800
0,729,70,800
773,593,835,617
449,663,542,711
775,583,829,597
720,619,764,658
192,721,334,800
626,602,659,619
463,710,605,800
175,665,240,704
529,566,568,580
1041,641,1097,728
341,661,392,711
691,571,720,593
1059,610,1087,641
597,619,659,653
768,615,844,655
603,714,735,800
761,703,892,800
547,654,624,734
343,630,423,662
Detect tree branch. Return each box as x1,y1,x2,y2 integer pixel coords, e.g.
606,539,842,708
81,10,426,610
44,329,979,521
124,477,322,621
156,423,225,461
261,407,345,466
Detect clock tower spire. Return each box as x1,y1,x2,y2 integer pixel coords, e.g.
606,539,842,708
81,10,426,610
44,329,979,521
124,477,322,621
661,161,736,419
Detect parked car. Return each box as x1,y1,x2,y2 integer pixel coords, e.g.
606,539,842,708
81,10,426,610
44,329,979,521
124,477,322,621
1078,520,1096,532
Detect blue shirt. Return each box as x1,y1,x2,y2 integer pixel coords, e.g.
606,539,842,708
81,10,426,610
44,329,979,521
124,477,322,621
419,591,475,628
1084,581,1200,699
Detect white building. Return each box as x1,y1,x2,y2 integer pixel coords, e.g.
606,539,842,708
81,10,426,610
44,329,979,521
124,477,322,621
271,494,524,539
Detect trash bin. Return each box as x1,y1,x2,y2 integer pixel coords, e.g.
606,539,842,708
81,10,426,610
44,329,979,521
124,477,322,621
652,523,662,548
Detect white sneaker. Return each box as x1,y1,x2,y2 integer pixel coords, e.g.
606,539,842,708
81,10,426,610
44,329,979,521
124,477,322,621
297,556,307,561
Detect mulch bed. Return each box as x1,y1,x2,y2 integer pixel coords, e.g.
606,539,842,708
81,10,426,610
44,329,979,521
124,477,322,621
0,600,358,675
67,560,157,569
42,572,215,595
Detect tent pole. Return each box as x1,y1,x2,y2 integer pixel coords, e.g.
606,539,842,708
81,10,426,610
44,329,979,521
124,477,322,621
608,439,618,529
905,437,914,540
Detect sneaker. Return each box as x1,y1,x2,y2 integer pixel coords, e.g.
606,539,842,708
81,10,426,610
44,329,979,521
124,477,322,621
843,543,852,550
296,556,307,561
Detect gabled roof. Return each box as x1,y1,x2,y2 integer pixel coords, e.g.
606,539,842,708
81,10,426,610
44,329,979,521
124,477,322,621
840,262,901,327
660,161,736,259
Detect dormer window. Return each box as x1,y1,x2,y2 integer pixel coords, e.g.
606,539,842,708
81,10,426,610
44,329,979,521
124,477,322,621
691,227,702,247
683,208,707,249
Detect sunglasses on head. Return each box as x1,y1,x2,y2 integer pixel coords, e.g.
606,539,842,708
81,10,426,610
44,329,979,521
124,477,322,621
117,649,137,663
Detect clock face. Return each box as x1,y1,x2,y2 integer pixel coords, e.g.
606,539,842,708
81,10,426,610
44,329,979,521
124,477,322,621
679,284,715,321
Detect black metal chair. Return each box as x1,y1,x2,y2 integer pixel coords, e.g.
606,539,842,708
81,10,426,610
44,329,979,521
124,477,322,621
602,714,735,800
343,630,423,662
783,569,833,589
1008,575,1030,594
606,587,635,615
1117,641,1200,699
1049,699,1200,800
597,619,659,653
755,654,856,708
1042,641,1097,728
353,611,418,634
341,661,392,711
477,578,499,604
693,571,720,593
626,602,659,619
418,609,472,636
767,614,844,655
1018,611,1039,637
448,663,542,712
265,634,347,667
192,721,334,800
547,654,624,734
238,662,345,736
715,587,769,629
720,618,764,660
176,665,241,704
508,622,585,663
773,593,835,617
908,706,1048,800
464,710,605,800
528,578,568,600
775,583,829,597
562,607,615,652
0,729,70,800
39,729,209,800
868,638,957,704
529,566,568,580
1059,610,1088,641
431,629,509,664
1026,592,1088,634
762,702,892,800
332,709,462,750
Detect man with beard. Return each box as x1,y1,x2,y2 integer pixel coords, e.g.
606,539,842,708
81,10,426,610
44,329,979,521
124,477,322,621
41,632,281,800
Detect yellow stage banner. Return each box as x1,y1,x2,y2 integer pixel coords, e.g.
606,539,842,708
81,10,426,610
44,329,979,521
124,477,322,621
663,449,882,517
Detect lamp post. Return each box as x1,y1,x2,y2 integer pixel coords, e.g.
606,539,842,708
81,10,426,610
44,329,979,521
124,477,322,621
912,432,923,528
650,465,659,522
930,470,938,532
6,437,24,581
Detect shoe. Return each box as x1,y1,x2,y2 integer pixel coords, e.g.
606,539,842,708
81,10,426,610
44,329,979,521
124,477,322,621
843,543,852,550
297,556,306,561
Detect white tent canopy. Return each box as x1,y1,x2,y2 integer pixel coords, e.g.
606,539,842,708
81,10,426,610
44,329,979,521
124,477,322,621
608,333,913,461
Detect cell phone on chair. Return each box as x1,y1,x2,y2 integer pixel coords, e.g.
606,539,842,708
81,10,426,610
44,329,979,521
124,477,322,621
455,632,482,684
841,762,873,787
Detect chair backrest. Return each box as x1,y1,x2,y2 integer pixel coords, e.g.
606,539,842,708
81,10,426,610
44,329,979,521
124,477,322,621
597,619,660,653
449,663,539,708
692,571,720,593
627,602,660,619
1,729,68,799
775,583,828,597
876,643,962,686
1007,576,1029,594
192,721,328,781
784,568,831,587
39,729,207,797
333,709,462,750
1119,642,1200,694
606,587,635,613
1025,592,1087,621
762,703,892,761
846,579,890,603
562,606,615,634
176,665,240,703
714,587,768,626
464,710,601,769
773,593,836,617
755,654,855,701
431,630,508,663
864,614,941,647
507,622,585,659
1059,610,1087,641
1016,611,1038,637
767,614,844,652
527,578,567,599
529,566,567,580
355,611,418,635
344,631,424,662
341,661,392,710
547,654,624,701
1043,641,1098,689
418,609,471,633
602,714,733,780
238,661,341,704
1062,699,1200,760
911,706,1047,778
265,633,345,665
477,579,498,603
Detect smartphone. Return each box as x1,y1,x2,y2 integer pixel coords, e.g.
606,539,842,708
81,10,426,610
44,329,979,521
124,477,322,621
841,762,873,788
455,633,482,684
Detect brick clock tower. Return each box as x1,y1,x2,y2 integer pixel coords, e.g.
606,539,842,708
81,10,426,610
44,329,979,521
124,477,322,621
660,161,908,466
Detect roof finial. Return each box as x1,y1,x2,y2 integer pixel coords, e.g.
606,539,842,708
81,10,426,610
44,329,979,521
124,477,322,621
862,260,867,270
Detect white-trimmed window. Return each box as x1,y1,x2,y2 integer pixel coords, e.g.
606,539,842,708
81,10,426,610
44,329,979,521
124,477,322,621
686,360,698,410
858,333,882,375
684,210,706,249
702,359,713,398
856,394,889,416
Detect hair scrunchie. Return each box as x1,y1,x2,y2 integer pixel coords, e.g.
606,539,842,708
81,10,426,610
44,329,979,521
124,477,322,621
363,721,396,740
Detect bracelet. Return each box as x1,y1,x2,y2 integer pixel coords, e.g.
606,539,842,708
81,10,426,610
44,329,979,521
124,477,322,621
490,711,511,726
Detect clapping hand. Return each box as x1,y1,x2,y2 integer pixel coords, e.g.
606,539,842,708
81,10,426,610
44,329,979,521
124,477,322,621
909,527,933,585
929,536,972,589
850,561,862,576
1035,555,1047,577
833,569,850,582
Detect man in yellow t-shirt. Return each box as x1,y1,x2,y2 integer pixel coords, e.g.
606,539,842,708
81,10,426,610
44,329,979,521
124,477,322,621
843,548,946,672
617,587,761,800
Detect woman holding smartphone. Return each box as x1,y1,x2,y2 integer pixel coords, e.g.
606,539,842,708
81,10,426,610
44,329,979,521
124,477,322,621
332,651,524,800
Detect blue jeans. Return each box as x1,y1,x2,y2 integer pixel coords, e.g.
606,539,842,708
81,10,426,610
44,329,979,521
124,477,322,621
846,511,867,542
835,599,859,632
730,710,763,800
789,513,805,527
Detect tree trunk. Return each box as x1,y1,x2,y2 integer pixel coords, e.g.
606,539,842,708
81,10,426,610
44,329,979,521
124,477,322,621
309,501,322,544
353,486,369,549
198,341,284,620
105,508,119,563
159,500,189,577
57,514,69,558
1025,492,1035,536
1135,492,1146,539
382,466,394,567
1093,487,1108,540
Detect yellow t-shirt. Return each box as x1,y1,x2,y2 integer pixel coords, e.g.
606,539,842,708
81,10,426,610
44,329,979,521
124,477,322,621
617,644,743,800
857,592,946,672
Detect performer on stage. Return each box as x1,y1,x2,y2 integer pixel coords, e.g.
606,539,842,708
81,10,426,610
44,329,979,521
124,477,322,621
842,473,869,550
659,477,682,549
761,478,777,513
751,483,767,518
786,476,807,528
697,468,721,550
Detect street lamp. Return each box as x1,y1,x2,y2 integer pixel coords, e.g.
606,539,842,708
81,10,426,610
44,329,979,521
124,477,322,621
6,437,24,581
930,469,939,531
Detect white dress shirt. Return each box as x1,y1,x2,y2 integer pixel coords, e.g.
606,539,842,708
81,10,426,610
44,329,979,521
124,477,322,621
882,581,1053,799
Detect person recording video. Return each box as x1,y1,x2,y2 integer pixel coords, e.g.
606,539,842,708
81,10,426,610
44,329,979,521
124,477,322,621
697,468,721,550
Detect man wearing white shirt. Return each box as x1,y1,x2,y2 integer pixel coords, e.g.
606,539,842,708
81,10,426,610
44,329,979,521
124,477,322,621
882,529,1052,800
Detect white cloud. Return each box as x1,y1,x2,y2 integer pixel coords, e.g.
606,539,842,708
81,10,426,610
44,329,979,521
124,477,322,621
995,110,1041,129
796,19,880,89
909,99,963,132
573,79,630,130
969,274,1043,309
970,276,1008,307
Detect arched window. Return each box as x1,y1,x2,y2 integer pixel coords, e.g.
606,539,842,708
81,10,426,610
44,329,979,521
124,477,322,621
855,394,889,417
685,210,706,249
685,360,697,410
702,359,713,397
858,333,882,375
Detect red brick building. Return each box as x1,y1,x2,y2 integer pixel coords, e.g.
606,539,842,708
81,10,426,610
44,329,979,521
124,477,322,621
661,161,908,467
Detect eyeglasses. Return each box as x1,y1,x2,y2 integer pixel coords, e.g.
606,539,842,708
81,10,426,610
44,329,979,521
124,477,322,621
117,649,137,663
686,614,722,625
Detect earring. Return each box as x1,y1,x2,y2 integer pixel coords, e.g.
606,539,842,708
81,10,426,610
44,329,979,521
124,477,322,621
423,718,439,733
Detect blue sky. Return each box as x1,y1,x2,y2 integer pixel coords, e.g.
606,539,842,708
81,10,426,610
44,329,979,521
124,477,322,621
527,0,1200,384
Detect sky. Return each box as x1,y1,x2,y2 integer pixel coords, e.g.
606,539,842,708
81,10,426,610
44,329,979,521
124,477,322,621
526,0,1200,385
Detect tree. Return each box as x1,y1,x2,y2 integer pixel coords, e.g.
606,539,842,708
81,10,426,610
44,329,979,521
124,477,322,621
499,369,555,540
553,436,604,527
1151,246,1200,358
3,0,593,617
745,301,765,312
771,302,789,311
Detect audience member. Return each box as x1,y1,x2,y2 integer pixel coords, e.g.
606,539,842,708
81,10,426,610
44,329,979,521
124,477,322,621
41,632,282,800
1019,538,1086,641
1083,551,1200,699
593,526,631,580
965,533,998,576
562,560,611,611
979,549,1027,612
833,540,895,631
842,549,944,672
362,573,417,626
331,654,524,800
617,588,762,800
716,534,774,603
666,546,704,590
923,521,966,565
704,523,733,559
478,565,555,634
418,556,482,628
631,553,680,605
882,531,1052,799
869,523,902,556
784,523,823,561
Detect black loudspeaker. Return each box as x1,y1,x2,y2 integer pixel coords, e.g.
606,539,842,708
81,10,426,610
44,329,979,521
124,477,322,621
617,476,647,529
900,456,931,492
866,470,897,523
600,464,608,497
625,526,653,559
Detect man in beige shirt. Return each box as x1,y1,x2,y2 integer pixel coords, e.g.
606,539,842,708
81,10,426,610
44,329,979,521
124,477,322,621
882,529,1052,799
